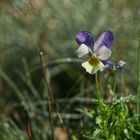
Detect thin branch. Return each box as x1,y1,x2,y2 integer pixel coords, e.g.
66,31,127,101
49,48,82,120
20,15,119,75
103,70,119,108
24,110,33,140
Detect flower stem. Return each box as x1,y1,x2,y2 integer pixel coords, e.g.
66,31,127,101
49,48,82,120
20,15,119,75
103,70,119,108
95,73,100,100
95,73,101,115
113,75,116,95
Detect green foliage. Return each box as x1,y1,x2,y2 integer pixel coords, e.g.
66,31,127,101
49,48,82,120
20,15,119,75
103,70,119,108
79,96,140,140
0,119,28,140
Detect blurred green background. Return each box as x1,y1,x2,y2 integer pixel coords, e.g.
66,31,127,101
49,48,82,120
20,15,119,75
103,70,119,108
0,0,140,139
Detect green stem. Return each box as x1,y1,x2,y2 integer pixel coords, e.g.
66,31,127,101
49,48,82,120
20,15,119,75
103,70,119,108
110,74,116,102
95,73,100,100
113,75,116,95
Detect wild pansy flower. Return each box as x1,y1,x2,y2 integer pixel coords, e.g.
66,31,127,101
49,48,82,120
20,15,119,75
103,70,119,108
103,60,125,70
75,31,114,75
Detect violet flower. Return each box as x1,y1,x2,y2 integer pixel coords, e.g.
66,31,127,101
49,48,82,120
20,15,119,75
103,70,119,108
103,60,125,70
115,61,126,69
75,31,114,75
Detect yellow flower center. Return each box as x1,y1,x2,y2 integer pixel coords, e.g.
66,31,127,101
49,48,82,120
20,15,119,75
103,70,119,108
88,54,100,67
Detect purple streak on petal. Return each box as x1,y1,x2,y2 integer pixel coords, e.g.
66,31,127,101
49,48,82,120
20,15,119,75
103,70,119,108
75,31,94,48
94,31,114,50
102,60,113,66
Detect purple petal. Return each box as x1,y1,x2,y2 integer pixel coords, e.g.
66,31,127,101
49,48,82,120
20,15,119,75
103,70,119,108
75,31,94,48
115,61,125,68
102,60,113,66
94,31,114,52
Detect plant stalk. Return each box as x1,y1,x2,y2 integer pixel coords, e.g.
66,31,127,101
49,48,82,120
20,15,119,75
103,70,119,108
25,110,33,140
39,32,55,139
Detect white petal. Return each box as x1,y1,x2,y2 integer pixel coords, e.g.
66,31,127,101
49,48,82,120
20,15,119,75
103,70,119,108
76,44,91,57
96,45,111,60
116,61,126,68
81,61,93,74
81,60,105,75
